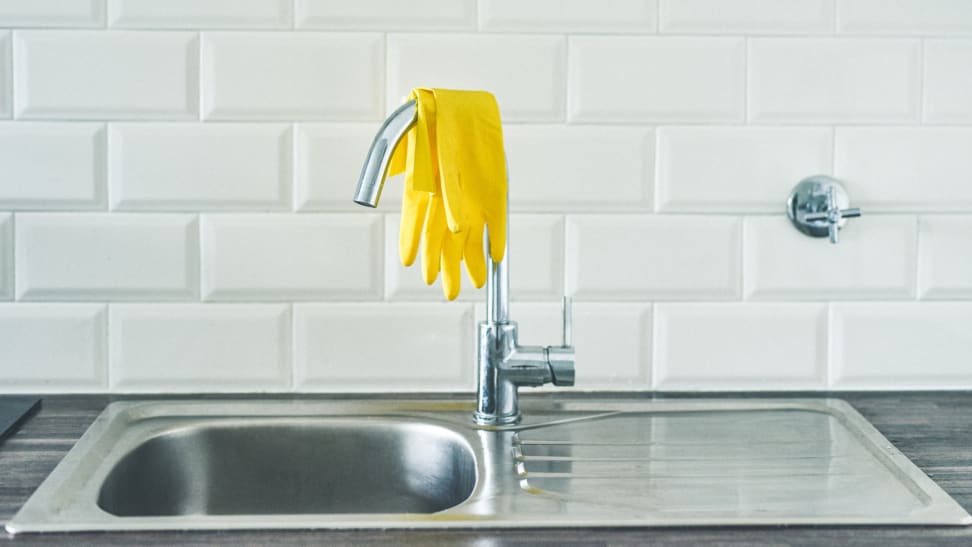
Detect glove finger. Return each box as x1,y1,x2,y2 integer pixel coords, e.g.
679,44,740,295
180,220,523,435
440,230,465,300
421,194,446,285
485,207,506,264
399,185,428,267
463,223,487,289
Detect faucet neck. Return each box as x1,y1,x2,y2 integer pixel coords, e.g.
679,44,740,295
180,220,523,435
485,233,509,325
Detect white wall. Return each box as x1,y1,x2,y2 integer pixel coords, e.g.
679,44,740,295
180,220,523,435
2,0,972,393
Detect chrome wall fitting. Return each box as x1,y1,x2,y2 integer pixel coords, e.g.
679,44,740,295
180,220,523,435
787,175,862,244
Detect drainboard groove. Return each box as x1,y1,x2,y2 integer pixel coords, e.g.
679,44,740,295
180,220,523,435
518,472,861,480
516,454,853,462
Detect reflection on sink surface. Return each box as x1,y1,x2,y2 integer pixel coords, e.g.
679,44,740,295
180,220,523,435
6,398,971,533
98,419,477,516
515,410,923,517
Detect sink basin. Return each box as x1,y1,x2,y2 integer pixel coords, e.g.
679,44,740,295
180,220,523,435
7,398,971,532
97,419,477,516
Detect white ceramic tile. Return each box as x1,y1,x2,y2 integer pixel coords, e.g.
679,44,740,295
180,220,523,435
0,32,9,118
385,213,563,302
16,213,198,301
0,304,106,392
924,40,972,123
13,31,198,120
109,304,290,392
109,123,291,211
0,214,11,299
296,0,475,30
656,127,832,213
480,0,657,33
496,302,653,389
201,32,383,121
832,303,972,389
838,0,972,35
744,215,916,300
387,34,566,122
659,0,832,34
0,0,103,27
504,125,653,211
0,122,105,209
295,303,473,391
655,303,828,390
835,127,972,212
566,215,741,300
918,216,972,299
109,0,291,29
748,38,920,123
568,37,744,124
201,214,383,301
295,123,403,211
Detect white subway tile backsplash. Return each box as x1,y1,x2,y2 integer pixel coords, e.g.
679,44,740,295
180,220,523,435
295,123,401,211
0,0,103,27
659,0,833,34
744,215,917,300
480,0,657,33
109,0,291,29
832,303,972,388
385,213,563,302
656,127,832,213
924,40,972,123
505,125,652,211
295,303,473,390
838,0,972,35
0,214,11,299
296,0,475,31
835,127,972,211
0,304,106,392
387,34,566,122
748,38,920,123
1,1,971,394
109,123,291,211
568,37,744,123
497,302,653,389
16,213,198,300
13,31,198,120
567,215,741,300
918,216,972,299
0,31,9,118
201,214,383,301
109,304,290,392
655,303,828,390
201,32,384,121
0,122,105,209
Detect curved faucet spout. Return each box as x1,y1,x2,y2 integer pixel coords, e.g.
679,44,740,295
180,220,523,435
353,99,418,208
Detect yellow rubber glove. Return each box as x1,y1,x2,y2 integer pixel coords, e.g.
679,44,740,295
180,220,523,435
432,89,507,273
388,88,507,300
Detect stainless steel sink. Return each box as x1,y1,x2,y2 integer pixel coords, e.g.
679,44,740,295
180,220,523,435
97,419,477,516
6,398,971,532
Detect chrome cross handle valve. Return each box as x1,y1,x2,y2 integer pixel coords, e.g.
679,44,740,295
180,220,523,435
787,175,862,244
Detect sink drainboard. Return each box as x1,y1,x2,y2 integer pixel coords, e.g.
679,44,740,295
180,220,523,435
6,398,970,532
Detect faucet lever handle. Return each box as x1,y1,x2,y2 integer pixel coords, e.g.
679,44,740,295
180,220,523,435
561,296,573,347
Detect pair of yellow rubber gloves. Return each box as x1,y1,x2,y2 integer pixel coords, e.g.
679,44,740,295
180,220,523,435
388,88,507,300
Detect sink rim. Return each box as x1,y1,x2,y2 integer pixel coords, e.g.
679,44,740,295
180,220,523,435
7,397,971,533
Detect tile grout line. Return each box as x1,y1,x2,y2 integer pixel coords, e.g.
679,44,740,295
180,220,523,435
913,214,921,301
918,37,925,124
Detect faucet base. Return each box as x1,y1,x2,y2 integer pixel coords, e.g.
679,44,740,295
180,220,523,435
472,411,520,427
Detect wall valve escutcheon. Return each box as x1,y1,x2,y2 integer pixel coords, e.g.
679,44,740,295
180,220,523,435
787,175,862,244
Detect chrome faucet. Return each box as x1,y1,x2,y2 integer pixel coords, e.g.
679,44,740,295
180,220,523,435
354,100,576,426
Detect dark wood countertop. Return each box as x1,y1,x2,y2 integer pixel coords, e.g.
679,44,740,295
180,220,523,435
2,392,971,546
